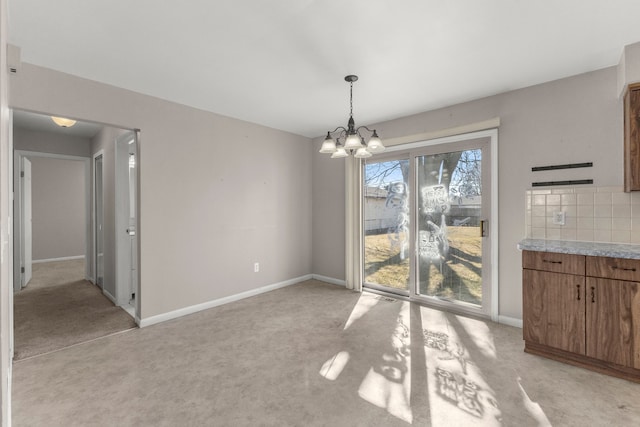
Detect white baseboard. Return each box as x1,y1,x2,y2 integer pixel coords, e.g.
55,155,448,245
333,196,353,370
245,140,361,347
139,274,313,328
102,288,117,304
311,274,346,287
33,255,85,264
498,315,523,328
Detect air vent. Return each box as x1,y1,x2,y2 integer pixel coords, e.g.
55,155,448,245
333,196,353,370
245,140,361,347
7,44,21,74
375,295,397,302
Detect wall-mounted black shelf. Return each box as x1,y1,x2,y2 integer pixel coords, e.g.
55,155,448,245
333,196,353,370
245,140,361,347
532,179,593,187
531,162,593,172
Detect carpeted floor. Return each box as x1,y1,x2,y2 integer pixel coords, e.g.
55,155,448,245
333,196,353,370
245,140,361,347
11,280,640,426
13,259,137,360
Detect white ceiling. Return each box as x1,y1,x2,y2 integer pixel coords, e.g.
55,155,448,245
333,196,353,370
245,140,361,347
8,0,640,138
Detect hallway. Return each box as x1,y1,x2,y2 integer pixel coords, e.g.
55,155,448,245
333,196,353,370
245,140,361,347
13,259,136,360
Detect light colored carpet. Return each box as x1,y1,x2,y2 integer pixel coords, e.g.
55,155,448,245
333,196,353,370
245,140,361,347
13,259,137,360
11,280,640,426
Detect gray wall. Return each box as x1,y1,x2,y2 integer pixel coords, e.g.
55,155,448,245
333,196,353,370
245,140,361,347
9,63,313,320
13,127,90,262
12,60,620,324
28,156,85,260
311,147,345,280
13,127,92,157
312,66,622,321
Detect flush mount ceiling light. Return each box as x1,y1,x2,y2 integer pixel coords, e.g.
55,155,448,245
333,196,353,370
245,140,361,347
51,116,77,128
319,75,385,159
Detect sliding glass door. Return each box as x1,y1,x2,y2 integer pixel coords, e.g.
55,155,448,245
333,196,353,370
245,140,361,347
416,143,487,307
363,157,411,294
362,133,493,317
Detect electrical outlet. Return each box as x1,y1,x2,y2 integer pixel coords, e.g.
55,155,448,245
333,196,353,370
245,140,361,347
553,211,566,226
254,262,260,273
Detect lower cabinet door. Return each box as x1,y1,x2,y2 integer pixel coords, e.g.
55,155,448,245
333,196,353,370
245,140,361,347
523,269,586,354
586,277,640,368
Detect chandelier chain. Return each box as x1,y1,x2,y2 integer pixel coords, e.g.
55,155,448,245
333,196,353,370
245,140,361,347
350,81,354,118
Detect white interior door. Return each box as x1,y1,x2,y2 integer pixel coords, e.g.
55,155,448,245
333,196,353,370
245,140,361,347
22,157,32,287
127,146,137,306
94,153,104,288
115,131,138,313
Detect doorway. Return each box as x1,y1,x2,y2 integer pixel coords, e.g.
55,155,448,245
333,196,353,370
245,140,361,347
11,110,140,359
362,130,497,318
13,151,91,291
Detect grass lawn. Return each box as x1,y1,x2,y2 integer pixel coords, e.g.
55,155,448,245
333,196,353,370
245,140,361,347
364,226,482,305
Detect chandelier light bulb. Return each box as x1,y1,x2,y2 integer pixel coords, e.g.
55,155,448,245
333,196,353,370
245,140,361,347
344,133,363,150
331,146,348,158
319,133,337,153
354,147,372,158
366,131,385,153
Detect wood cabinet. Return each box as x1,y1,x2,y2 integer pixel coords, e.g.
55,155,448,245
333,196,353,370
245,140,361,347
624,83,640,192
522,250,640,382
523,269,585,354
586,277,639,367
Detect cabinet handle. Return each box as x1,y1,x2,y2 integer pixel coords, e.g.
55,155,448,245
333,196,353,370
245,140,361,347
611,266,636,272
576,284,581,301
542,260,562,264
591,286,595,303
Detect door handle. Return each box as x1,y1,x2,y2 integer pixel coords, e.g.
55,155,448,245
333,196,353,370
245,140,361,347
480,220,488,237
126,228,136,236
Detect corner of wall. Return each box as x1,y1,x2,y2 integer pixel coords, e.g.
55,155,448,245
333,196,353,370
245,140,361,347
617,41,640,97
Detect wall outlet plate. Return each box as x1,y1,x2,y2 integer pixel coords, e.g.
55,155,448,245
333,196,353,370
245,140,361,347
553,211,566,225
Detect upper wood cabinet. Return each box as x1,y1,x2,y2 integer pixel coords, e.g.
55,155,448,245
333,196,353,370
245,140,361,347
624,83,640,192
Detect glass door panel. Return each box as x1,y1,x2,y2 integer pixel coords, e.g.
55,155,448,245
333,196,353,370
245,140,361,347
416,148,483,305
363,158,410,293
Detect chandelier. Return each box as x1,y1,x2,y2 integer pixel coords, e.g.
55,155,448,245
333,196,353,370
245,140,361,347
319,75,385,158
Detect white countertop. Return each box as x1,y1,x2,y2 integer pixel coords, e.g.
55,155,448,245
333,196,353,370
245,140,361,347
518,238,640,260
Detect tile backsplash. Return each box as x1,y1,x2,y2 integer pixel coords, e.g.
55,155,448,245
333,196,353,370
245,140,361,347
525,186,640,244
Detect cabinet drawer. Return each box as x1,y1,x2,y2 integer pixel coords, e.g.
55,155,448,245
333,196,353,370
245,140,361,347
522,251,585,275
586,256,640,281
